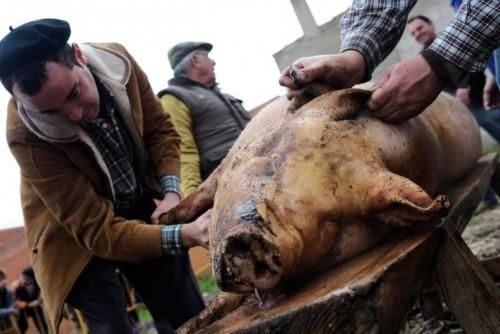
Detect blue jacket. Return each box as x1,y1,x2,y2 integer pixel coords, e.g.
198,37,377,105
0,287,15,317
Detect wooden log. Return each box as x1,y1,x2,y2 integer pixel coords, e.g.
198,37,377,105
418,277,444,320
417,254,500,321
481,255,500,281
488,162,500,196
416,153,498,323
442,154,498,234
432,154,500,334
180,231,440,334
435,233,500,334
178,154,498,334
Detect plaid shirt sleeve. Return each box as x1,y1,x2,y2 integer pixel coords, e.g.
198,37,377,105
340,0,417,76
428,0,500,73
160,175,181,196
161,224,185,255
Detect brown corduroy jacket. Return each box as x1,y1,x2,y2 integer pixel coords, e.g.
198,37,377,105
6,43,180,333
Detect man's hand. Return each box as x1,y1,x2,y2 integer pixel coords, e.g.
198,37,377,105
16,300,28,310
28,300,41,307
180,209,211,249
367,55,445,123
279,51,367,111
455,87,471,106
151,192,181,224
279,51,367,91
483,74,500,110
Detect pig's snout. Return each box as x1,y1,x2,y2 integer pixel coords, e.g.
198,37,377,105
215,231,282,292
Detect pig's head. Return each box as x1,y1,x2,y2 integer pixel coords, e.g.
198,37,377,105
208,152,325,294
210,183,340,294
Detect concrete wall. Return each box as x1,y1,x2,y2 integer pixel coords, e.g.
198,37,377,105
274,0,454,81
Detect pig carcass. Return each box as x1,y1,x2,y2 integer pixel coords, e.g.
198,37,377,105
161,88,480,294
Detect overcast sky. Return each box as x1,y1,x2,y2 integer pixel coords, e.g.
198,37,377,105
0,0,351,230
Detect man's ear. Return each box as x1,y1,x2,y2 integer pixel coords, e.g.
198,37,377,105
191,53,202,69
72,43,88,66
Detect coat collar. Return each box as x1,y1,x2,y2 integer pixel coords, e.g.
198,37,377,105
167,75,219,91
16,43,132,143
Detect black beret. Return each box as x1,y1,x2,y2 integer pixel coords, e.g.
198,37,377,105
168,41,213,70
0,18,71,78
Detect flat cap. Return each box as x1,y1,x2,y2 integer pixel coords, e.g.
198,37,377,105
0,18,71,78
168,41,212,69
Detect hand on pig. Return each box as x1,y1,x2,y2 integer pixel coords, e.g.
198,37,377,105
151,192,181,224
180,209,211,248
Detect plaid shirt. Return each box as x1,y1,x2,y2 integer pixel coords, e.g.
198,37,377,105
83,75,184,254
341,0,417,75
341,0,500,74
429,0,500,72
82,78,138,213
161,225,184,255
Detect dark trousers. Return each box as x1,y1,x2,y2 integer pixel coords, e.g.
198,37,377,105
66,255,205,334
0,316,13,331
17,306,48,334
66,194,205,334
470,100,500,143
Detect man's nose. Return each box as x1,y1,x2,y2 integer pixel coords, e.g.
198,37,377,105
64,104,84,121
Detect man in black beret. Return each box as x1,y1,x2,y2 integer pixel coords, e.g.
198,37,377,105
157,41,251,196
0,18,208,334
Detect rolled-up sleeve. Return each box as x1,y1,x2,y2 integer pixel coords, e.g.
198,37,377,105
429,0,500,73
340,0,417,75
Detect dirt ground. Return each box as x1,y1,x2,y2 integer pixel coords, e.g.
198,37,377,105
402,206,500,334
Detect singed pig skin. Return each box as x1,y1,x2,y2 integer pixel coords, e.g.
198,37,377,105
161,89,480,294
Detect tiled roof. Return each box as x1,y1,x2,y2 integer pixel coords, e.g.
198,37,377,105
0,226,31,284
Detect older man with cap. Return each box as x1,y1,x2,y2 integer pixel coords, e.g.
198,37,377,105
157,41,250,196
0,18,208,334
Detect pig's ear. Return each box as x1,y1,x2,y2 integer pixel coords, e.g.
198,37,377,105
302,88,372,121
370,171,450,226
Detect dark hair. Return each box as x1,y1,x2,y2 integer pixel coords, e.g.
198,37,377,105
408,15,433,25
0,43,79,95
0,269,5,280
21,266,35,280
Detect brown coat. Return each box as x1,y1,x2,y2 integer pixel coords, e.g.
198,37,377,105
6,43,180,333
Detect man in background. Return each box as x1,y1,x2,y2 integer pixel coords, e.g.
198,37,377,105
0,269,17,331
158,42,250,195
408,15,499,211
15,267,48,334
407,15,498,128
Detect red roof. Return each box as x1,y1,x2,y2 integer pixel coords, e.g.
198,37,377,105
0,226,31,284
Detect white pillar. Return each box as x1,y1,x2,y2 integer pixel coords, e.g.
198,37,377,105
290,0,319,37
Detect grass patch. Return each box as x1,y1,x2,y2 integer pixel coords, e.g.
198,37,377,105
137,307,153,322
483,144,500,155
198,275,219,295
